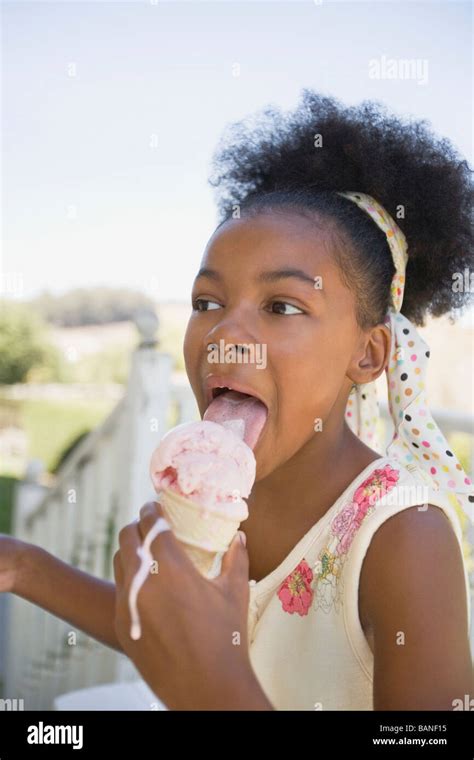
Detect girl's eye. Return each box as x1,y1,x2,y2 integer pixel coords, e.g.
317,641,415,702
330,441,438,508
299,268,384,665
192,298,304,316
269,301,305,316
192,298,221,312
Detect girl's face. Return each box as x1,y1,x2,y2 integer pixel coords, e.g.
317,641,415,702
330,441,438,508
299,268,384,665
184,211,375,481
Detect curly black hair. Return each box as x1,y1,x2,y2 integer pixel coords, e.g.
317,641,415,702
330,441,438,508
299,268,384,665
208,91,473,328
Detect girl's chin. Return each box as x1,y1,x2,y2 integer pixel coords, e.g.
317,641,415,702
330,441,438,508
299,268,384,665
252,441,281,483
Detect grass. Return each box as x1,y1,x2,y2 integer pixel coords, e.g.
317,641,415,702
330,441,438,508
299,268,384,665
23,399,114,471
0,476,18,534
0,397,115,535
0,397,115,476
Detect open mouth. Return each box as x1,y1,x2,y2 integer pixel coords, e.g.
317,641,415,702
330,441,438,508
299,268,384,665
203,382,269,450
211,387,254,402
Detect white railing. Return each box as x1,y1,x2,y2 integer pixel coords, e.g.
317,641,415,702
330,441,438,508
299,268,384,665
3,327,199,710
2,338,473,709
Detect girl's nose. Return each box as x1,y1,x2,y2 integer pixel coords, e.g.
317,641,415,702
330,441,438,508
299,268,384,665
205,310,257,351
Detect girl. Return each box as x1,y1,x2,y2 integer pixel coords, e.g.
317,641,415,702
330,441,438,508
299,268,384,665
1,91,473,710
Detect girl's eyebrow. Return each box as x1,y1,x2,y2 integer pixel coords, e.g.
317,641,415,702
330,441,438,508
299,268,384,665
194,266,321,291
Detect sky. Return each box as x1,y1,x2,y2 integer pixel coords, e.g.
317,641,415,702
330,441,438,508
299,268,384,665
1,0,472,304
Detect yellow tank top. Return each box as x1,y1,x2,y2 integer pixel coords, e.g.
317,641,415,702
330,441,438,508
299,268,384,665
247,456,471,710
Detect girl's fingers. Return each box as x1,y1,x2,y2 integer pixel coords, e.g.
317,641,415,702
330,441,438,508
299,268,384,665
217,532,249,586
117,521,144,586
117,502,202,587
113,549,124,587
138,500,164,541
137,501,184,565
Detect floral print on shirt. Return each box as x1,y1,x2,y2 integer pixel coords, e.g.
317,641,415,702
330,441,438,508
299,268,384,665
277,560,314,616
277,464,400,616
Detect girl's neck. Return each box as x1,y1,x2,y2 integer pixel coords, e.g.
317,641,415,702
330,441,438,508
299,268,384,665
248,420,381,529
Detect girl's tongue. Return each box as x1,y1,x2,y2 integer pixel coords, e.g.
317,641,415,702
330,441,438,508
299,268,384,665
203,390,268,450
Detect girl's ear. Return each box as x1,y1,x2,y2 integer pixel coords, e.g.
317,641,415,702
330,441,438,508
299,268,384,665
347,323,391,385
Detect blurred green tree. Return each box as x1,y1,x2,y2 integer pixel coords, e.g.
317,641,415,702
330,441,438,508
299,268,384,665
30,288,156,326
0,301,65,384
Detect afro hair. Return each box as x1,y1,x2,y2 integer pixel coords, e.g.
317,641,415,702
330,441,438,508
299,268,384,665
208,90,473,327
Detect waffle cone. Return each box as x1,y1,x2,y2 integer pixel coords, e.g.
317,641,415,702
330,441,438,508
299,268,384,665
159,487,246,579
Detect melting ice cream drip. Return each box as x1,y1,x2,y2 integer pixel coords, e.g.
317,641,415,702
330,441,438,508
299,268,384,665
128,508,170,641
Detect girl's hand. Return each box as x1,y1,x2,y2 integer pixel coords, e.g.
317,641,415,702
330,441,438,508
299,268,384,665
113,501,272,710
1,535,123,652
0,535,25,594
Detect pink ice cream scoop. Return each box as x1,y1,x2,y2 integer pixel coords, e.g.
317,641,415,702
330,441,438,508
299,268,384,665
149,419,256,519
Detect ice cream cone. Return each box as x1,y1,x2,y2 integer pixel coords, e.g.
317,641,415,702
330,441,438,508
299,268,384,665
158,487,246,578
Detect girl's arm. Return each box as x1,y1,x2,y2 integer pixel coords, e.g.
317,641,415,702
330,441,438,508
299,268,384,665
0,535,123,653
359,505,474,710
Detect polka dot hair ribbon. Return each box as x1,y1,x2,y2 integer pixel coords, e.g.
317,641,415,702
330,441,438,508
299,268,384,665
338,191,473,525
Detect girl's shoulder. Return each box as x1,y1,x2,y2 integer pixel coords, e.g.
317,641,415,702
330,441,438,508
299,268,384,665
308,455,467,615
328,454,463,542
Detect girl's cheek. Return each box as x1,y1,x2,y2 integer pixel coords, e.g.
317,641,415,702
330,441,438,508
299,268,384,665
183,325,199,372
184,352,197,388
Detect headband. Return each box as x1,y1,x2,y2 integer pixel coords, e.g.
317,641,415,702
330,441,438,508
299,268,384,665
338,191,473,525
